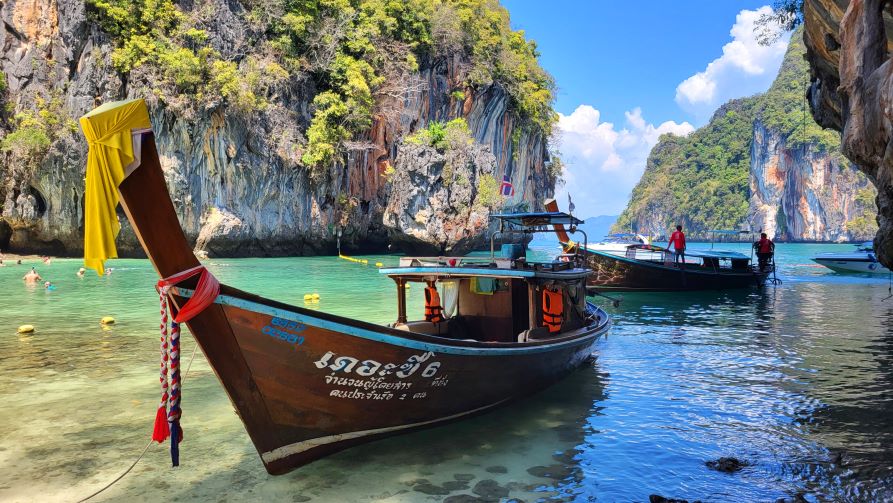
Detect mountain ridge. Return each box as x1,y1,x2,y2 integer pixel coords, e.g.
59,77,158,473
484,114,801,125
613,29,877,242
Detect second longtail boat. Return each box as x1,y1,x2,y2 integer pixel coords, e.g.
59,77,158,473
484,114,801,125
545,200,771,292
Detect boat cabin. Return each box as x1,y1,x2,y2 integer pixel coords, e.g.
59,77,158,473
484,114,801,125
379,212,596,343
623,244,754,271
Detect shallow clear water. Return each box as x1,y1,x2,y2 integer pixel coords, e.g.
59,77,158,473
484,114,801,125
1,241,892,502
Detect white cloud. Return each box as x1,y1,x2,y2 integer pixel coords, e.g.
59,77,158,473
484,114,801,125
555,105,694,217
675,6,790,122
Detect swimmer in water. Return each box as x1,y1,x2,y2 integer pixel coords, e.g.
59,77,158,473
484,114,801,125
23,268,42,283
105,267,113,275
77,267,86,277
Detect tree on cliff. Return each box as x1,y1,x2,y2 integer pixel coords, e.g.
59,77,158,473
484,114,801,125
755,0,804,45
84,0,557,183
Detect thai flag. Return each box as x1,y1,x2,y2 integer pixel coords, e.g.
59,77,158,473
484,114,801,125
500,174,514,196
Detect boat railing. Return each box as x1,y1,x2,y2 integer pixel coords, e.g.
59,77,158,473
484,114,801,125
398,256,514,269
624,245,670,263
490,224,588,268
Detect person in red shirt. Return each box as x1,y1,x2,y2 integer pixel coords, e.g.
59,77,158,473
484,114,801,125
753,232,775,271
669,225,686,267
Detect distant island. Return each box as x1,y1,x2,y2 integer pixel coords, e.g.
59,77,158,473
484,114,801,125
613,29,877,243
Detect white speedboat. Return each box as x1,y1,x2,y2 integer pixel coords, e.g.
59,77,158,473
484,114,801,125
587,233,651,255
812,242,891,274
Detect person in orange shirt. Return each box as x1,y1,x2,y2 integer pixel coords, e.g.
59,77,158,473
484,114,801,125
668,225,686,268
754,232,775,271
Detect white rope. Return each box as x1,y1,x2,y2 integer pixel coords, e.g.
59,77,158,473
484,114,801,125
76,338,200,502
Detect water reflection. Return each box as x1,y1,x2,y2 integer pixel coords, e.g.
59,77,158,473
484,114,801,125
2,253,893,501
593,282,893,501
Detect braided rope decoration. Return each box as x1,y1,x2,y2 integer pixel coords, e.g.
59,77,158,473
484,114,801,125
152,290,171,444
150,265,220,468
167,320,182,466
152,286,183,466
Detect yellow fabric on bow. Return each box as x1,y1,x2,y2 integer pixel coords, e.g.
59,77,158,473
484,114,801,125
79,99,152,275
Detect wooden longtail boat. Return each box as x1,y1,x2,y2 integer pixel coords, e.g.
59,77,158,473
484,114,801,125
80,100,611,475
544,200,770,292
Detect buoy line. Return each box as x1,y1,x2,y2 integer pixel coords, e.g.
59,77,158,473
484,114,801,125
76,338,200,502
338,254,368,265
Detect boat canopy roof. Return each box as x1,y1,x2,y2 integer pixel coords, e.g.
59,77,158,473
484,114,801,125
686,249,750,260
380,255,591,281
707,229,752,235
626,244,749,260
380,266,591,281
490,211,583,227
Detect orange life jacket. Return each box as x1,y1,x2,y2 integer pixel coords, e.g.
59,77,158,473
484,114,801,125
424,284,444,323
542,288,564,333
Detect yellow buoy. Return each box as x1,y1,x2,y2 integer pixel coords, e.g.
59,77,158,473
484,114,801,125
100,316,115,325
303,294,313,301
311,293,320,300
17,324,34,334
375,262,383,267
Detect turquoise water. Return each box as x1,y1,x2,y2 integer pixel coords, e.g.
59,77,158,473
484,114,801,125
1,241,892,501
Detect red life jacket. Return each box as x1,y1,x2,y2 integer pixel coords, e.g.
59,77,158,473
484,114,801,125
542,288,564,333
670,230,686,251
424,284,444,323
758,238,773,254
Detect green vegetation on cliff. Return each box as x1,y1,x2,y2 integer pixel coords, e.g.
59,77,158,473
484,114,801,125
616,97,758,235
847,187,880,237
85,0,556,176
613,30,875,238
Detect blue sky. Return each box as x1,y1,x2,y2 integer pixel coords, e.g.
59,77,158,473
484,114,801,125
501,1,791,218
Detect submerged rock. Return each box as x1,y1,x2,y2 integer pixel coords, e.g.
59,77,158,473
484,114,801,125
705,457,750,473
526,463,575,480
442,480,470,491
775,493,809,503
485,465,508,474
471,479,509,499
443,496,485,503
412,483,450,496
551,448,580,465
649,496,695,503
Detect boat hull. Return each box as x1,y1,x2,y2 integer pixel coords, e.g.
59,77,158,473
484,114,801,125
580,250,769,291
812,257,891,274
174,289,609,474
108,132,611,475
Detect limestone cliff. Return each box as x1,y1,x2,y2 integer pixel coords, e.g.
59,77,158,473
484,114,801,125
749,120,875,241
803,0,893,267
0,0,557,257
614,30,877,242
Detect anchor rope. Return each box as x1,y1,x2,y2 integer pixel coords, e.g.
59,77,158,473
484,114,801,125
77,265,218,502
76,341,199,503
